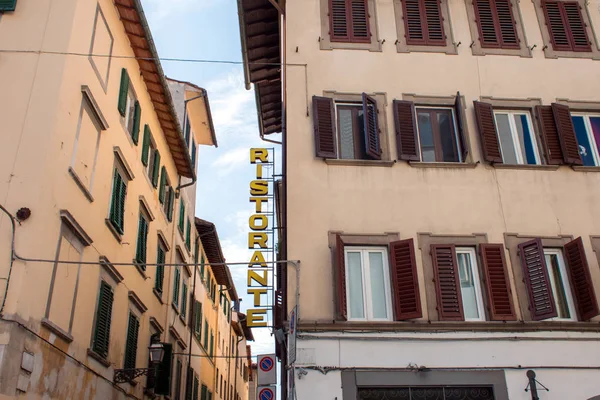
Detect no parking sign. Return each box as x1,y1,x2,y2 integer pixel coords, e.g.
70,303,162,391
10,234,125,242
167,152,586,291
258,386,276,400
257,354,277,385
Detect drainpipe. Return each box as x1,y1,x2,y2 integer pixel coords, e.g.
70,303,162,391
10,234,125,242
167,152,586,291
0,204,17,315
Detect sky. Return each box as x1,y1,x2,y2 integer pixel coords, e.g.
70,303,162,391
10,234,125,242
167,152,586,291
139,0,282,358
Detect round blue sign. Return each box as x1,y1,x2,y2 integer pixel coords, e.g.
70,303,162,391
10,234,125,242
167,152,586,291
260,357,274,372
259,388,274,400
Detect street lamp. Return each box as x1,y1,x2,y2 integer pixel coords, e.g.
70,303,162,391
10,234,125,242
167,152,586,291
114,334,165,384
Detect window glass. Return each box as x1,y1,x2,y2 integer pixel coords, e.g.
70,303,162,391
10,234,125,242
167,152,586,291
495,111,539,165
496,113,518,164
335,103,368,160
125,89,136,134
368,252,387,319
417,111,435,162
456,248,485,321
347,251,364,319
338,108,355,159
514,114,537,164
438,111,458,162
572,115,599,166
543,249,575,320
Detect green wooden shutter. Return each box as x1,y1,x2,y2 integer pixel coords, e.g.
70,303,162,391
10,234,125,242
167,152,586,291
194,302,202,338
201,385,208,400
136,215,148,267
152,150,161,188
124,313,140,369
159,167,167,204
186,220,191,250
118,69,130,116
141,125,151,166
193,376,200,400
200,255,205,279
92,281,113,358
155,247,165,293
110,170,126,234
203,321,208,348
117,178,126,233
181,283,188,317
208,391,212,400
173,268,181,307
167,188,175,222
179,202,185,232
191,140,197,168
132,101,141,145
0,0,17,11
209,331,214,357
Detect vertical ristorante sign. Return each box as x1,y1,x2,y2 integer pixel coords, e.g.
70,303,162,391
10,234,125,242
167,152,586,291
247,148,274,327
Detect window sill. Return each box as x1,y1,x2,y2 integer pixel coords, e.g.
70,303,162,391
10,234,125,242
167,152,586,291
68,168,94,202
41,318,73,343
572,166,600,172
133,261,147,279
105,219,123,243
153,288,164,304
493,163,560,171
324,159,395,167
179,314,187,326
408,161,478,169
171,303,180,315
87,349,111,368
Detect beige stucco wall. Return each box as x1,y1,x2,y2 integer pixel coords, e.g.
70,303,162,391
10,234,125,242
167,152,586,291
283,0,600,322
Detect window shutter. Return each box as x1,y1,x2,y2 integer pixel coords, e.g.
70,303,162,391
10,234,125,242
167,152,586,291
201,385,208,400
543,1,570,50
155,343,173,395
518,238,557,320
195,301,202,336
495,0,519,47
393,100,419,161
136,215,148,266
173,268,181,307
403,0,446,45
329,0,349,41
92,281,113,358
110,170,121,231
152,151,161,188
563,2,591,51
535,105,564,165
403,0,426,44
124,313,140,369
479,244,516,321
182,283,188,316
179,202,185,232
552,103,582,165
431,244,464,320
118,69,130,117
423,0,445,44
141,125,151,166
389,239,422,320
475,0,519,48
475,0,501,47
159,166,167,204
349,0,370,41
194,376,200,400
168,189,175,222
0,0,17,12
454,93,469,161
117,178,126,233
336,235,347,320
473,101,503,163
132,101,141,145
312,96,337,158
362,93,381,160
192,140,197,168
564,237,599,320
155,247,165,292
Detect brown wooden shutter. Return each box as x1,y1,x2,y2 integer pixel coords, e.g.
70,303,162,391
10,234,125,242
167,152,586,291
329,0,349,41
362,93,381,160
336,235,348,320
350,0,371,42
552,103,582,165
431,245,464,321
543,1,591,52
423,0,446,45
393,100,419,161
473,101,502,163
312,96,337,158
475,0,501,47
496,0,519,47
389,239,422,320
518,238,557,320
454,93,468,161
403,0,446,46
480,244,516,321
535,105,564,165
564,237,599,321
403,0,426,45
563,2,591,51
543,1,571,50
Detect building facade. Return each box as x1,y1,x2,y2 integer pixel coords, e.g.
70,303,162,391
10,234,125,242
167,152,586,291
237,0,600,398
0,0,252,399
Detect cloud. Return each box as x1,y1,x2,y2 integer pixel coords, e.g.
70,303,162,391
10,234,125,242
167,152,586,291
211,147,249,176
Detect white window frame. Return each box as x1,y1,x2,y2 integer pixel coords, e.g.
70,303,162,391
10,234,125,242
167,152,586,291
571,113,600,166
124,86,137,135
414,106,462,163
344,246,393,321
543,248,577,321
493,110,541,165
455,247,486,322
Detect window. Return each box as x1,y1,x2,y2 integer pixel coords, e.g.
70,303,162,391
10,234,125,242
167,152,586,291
160,166,175,221
320,0,380,51
191,139,197,168
179,201,185,233
542,0,590,52
455,247,486,321
216,369,219,393
0,0,17,12
201,384,208,400
124,312,140,369
174,359,182,400
141,125,161,188
200,256,206,280
118,69,141,143
173,266,181,308
416,107,462,162
184,116,192,148
313,94,383,161
357,387,495,400
210,330,214,357
203,320,209,349
108,168,127,235
91,280,113,359
186,220,192,250
194,301,202,340
193,375,200,400
344,246,392,321
571,113,600,166
494,110,541,165
135,211,149,268
181,277,188,319
543,248,576,320
155,243,166,293
402,0,445,46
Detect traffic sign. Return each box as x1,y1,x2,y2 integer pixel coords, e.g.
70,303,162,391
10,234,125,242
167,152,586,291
257,354,277,385
258,387,276,400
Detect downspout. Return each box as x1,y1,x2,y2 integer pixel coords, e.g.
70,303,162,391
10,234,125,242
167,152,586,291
0,204,17,315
